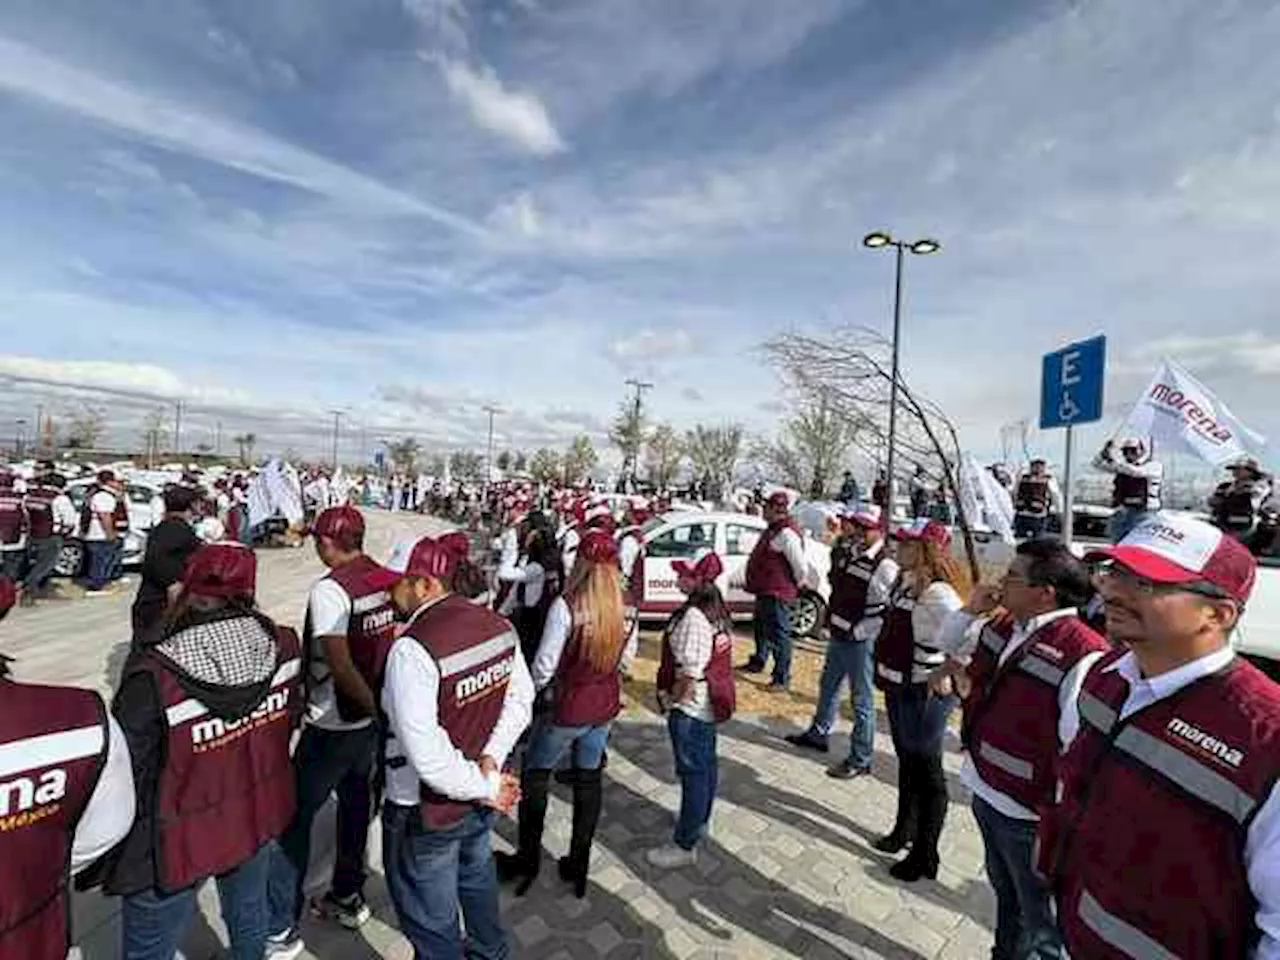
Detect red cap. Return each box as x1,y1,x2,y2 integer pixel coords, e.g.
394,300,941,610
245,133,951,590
369,536,453,588
843,504,882,528
578,530,619,565
766,491,791,510
0,576,15,614
893,518,952,548
437,531,470,560
1084,513,1256,605
182,544,257,599
311,506,365,543
671,552,723,585
584,512,617,536
97,470,115,483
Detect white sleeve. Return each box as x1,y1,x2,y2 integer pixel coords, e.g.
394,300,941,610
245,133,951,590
382,639,498,802
54,496,79,531
1057,651,1105,751
776,528,809,586
1048,478,1064,512
306,578,351,637
531,597,572,691
915,583,964,649
938,610,981,662
482,648,534,768
853,560,899,643
1248,782,1280,960
71,715,136,874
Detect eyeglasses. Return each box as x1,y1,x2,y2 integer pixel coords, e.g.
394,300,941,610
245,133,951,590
1090,561,1229,601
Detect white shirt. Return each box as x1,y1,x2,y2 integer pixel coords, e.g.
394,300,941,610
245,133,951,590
382,600,534,806
844,540,900,643
772,526,810,588
618,533,642,581
83,490,117,542
530,596,639,692
1091,451,1164,509
1060,646,1280,959
560,527,581,575
302,577,372,732
52,493,78,536
497,559,545,617
906,580,964,683
943,608,1104,820
72,714,137,874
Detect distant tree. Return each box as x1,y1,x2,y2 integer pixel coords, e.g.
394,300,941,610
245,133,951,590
195,442,213,455
233,433,257,466
389,437,421,473
513,450,529,473
562,434,599,485
65,404,107,450
758,389,861,498
449,450,484,480
685,424,743,500
645,422,683,489
610,400,647,481
496,450,513,472
425,453,446,477
528,448,562,485
139,409,168,465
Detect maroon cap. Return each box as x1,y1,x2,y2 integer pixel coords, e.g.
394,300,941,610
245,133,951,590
311,506,365,542
1083,512,1257,605
578,530,619,565
893,518,952,548
0,576,15,614
671,552,723,585
97,470,115,483
368,536,453,588
765,491,791,510
182,544,257,599
436,531,470,561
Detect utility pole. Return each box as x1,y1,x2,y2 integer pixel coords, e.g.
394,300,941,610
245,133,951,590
483,406,501,491
623,379,653,487
173,400,183,459
329,410,344,470
15,419,26,459
34,405,44,457
215,420,222,456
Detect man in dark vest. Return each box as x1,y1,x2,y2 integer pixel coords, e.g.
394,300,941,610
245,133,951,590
1209,456,1272,542
266,506,395,948
371,534,531,959
929,539,1109,960
1039,514,1280,958
108,544,301,960
0,576,136,960
21,471,75,606
1092,438,1163,542
786,505,899,779
741,491,809,691
0,471,28,583
1012,458,1061,541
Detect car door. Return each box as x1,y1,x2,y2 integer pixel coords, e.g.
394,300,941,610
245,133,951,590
640,519,719,615
723,520,764,615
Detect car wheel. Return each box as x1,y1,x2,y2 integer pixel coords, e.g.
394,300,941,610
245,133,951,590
790,591,826,639
55,540,85,578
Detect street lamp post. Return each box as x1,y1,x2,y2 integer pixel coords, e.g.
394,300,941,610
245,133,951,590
483,406,500,492
862,232,941,535
328,410,344,470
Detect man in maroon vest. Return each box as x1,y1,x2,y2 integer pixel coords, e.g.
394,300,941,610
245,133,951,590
109,544,302,960
741,491,809,691
1011,458,1061,541
0,576,136,960
0,471,28,583
928,538,1109,960
786,505,900,779
369,534,531,960
267,506,395,947
21,471,75,605
1041,513,1280,958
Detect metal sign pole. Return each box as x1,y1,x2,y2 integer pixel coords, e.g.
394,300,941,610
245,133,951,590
1062,425,1075,548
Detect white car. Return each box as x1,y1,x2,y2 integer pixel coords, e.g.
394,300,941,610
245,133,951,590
57,478,164,577
1233,557,1280,682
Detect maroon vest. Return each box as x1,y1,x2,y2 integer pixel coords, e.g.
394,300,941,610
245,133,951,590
1042,650,1280,959
827,542,886,635
0,681,109,960
1014,476,1051,516
873,582,916,691
312,556,398,722
553,607,625,728
405,595,517,830
141,626,301,892
1213,483,1257,535
0,492,24,545
23,487,59,540
1112,472,1150,508
657,608,736,723
744,522,800,602
962,615,1109,812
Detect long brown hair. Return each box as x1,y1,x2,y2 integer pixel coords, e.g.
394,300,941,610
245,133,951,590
563,557,627,672
901,541,972,602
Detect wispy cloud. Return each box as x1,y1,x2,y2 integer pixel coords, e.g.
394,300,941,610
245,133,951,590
435,57,566,156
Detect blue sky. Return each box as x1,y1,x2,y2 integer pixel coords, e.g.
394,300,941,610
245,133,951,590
0,0,1277,467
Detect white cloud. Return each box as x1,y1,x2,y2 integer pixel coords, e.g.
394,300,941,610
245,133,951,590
0,354,248,405
435,57,566,156
608,328,695,362
1118,332,1280,377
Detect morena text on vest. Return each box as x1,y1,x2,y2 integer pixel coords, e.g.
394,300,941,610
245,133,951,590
0,768,67,821
190,688,291,751
356,607,396,635
455,656,514,705
1166,716,1245,768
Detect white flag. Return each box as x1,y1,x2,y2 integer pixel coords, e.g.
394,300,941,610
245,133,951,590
1114,359,1265,467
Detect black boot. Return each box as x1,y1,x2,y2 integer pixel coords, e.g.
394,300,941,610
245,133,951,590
495,769,550,896
557,768,603,899
890,753,945,882
874,752,919,853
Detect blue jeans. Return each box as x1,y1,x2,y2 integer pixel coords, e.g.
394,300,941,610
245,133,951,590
267,724,376,934
1108,506,1150,543
751,595,792,686
121,842,271,960
382,805,509,960
83,540,116,590
1013,515,1047,540
972,797,1062,960
668,710,718,850
885,684,956,756
524,719,610,770
810,633,875,769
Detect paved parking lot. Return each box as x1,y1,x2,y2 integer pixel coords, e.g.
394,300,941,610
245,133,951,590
5,510,994,959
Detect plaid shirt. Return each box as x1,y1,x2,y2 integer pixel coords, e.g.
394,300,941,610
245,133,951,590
667,606,716,722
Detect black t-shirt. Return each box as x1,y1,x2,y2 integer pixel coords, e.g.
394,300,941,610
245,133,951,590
130,518,201,637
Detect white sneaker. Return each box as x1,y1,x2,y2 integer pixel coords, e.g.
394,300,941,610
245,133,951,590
264,928,305,960
646,844,697,869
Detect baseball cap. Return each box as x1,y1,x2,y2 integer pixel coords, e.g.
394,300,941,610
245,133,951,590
310,505,365,542
182,543,257,599
368,536,453,588
1083,513,1256,605
893,518,952,548
671,551,723,585
765,491,791,510
843,504,882,528
578,530,619,565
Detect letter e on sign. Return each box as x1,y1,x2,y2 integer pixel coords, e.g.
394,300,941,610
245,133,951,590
1061,350,1081,387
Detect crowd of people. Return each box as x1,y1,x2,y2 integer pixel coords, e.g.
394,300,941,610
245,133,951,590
0,454,1278,960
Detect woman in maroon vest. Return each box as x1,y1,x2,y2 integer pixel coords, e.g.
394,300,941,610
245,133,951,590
647,551,736,869
495,530,633,898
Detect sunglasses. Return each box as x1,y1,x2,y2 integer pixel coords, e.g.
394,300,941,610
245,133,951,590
1090,561,1231,602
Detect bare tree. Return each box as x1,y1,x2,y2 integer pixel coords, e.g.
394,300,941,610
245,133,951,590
233,433,257,466
609,400,647,481
65,404,107,450
762,327,981,582
528,448,562,485
140,409,168,466
496,450,513,472
645,422,683,489
424,453,446,477
562,435,598,485
389,437,421,473
513,450,529,473
685,424,743,500
449,450,484,480
757,389,861,499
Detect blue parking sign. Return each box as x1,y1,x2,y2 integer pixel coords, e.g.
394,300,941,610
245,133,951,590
1040,336,1106,429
